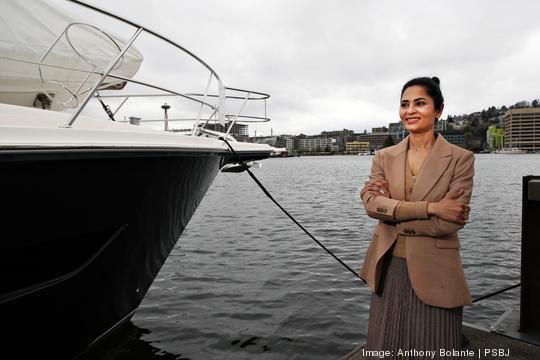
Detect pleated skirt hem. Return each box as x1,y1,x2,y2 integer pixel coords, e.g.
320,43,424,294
363,251,463,360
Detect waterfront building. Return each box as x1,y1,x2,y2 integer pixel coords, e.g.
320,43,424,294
389,120,448,140
354,132,394,150
486,125,504,151
255,136,277,146
346,141,370,154
320,129,354,137
250,135,290,148
205,121,249,142
442,133,466,148
320,129,355,152
297,137,338,152
451,117,467,129
285,137,299,153
372,126,388,133
274,135,289,149
389,122,407,140
504,108,540,152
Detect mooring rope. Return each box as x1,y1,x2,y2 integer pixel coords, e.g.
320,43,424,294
472,282,521,303
220,137,366,283
219,138,521,302
96,92,116,122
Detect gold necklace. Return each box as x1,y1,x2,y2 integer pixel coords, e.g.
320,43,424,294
408,149,430,179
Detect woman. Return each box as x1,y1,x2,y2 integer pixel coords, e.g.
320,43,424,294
359,76,475,359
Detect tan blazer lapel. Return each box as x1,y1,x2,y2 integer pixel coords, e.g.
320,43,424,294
385,135,409,201
410,133,453,201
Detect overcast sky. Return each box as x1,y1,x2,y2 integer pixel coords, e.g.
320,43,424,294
58,0,540,136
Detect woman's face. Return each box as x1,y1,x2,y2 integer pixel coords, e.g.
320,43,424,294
399,85,443,134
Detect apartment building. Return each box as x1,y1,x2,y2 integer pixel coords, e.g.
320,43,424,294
504,108,540,152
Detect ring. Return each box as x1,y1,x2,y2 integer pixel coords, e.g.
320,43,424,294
379,189,385,194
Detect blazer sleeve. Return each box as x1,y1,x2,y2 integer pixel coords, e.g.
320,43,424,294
395,151,475,237
394,201,430,221
360,151,402,221
361,151,432,222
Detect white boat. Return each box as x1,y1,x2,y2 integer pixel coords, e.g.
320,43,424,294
0,0,277,358
494,147,527,154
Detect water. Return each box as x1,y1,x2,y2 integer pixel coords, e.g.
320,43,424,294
107,154,540,359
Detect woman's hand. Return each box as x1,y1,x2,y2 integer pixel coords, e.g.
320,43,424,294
365,178,392,198
427,188,470,225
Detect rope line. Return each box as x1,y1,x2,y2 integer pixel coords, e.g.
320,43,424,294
96,92,116,121
220,138,365,283
472,282,520,303
220,138,521,302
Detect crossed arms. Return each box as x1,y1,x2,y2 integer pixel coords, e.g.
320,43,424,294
360,151,475,237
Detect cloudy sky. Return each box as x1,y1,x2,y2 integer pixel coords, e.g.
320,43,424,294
57,0,540,136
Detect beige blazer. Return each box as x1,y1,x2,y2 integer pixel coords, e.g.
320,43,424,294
359,133,475,308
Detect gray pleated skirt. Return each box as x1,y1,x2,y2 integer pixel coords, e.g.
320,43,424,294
364,251,463,360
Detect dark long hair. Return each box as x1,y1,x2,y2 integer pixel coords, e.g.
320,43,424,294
401,76,444,112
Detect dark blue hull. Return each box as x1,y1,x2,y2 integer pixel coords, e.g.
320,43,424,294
0,149,234,358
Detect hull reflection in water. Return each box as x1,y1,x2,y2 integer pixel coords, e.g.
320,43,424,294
80,322,181,360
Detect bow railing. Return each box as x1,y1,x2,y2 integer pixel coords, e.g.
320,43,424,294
25,0,270,138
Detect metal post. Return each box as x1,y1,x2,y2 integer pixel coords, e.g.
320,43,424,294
192,72,213,135
65,27,143,127
225,91,250,137
161,103,170,131
520,175,540,332
113,96,130,116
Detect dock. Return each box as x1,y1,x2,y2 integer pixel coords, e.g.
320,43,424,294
341,322,539,360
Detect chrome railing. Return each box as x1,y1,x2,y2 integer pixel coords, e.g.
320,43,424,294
33,0,270,138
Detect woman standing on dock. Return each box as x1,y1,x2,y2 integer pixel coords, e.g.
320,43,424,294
359,76,475,359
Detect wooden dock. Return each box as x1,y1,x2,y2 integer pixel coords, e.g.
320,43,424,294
341,323,539,360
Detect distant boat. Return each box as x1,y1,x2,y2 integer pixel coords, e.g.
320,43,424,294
494,147,527,154
358,151,372,156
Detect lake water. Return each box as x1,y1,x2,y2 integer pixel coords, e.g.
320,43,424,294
105,154,540,359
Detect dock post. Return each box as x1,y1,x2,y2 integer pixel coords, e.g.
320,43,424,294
520,175,540,332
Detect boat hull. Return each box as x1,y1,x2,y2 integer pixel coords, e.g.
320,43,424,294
0,149,227,358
